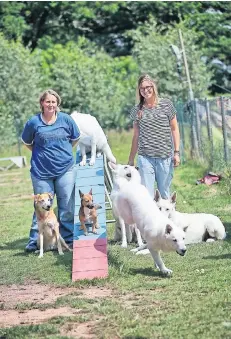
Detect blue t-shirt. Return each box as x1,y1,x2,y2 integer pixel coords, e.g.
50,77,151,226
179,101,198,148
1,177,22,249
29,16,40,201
21,112,80,179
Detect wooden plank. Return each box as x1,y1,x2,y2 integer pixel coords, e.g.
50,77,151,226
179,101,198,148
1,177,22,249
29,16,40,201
75,185,104,195
73,238,107,248
76,176,104,186
72,256,108,272
76,168,104,178
73,245,107,259
72,269,108,281
74,229,107,241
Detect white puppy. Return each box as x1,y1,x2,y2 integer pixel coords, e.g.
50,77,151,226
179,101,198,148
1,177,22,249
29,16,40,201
71,111,116,166
109,163,143,248
109,163,187,275
154,189,226,244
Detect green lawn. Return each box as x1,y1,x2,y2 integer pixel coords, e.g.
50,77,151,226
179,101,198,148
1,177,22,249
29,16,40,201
1,131,231,338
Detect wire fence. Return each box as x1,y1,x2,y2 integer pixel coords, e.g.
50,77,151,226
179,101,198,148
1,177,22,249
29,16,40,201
176,96,231,171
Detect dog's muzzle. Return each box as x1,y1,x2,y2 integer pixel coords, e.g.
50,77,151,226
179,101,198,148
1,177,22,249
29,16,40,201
43,206,51,211
86,204,94,209
177,249,187,256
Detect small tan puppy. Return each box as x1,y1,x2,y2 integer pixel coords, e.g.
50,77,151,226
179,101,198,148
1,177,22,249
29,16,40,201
34,193,72,258
79,189,102,236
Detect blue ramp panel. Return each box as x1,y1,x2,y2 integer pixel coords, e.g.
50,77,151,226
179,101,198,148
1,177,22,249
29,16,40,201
74,152,107,241
72,150,108,281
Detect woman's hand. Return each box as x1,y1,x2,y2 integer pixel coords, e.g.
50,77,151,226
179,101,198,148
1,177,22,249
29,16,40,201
128,160,135,166
174,153,180,167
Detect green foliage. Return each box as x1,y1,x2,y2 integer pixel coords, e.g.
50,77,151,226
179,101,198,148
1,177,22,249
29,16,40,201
39,39,139,129
130,19,213,101
0,34,41,150
1,1,229,94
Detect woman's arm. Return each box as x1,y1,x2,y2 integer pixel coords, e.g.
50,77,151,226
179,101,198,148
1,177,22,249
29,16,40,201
128,122,139,166
170,115,180,167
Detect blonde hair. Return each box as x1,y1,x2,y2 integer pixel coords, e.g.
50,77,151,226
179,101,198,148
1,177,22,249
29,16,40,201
136,74,159,119
39,89,61,113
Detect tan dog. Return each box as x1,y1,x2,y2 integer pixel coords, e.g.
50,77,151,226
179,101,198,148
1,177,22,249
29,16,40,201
79,189,102,236
34,193,72,258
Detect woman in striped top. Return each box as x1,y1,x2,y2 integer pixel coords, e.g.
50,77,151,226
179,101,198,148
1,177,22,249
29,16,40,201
128,74,180,199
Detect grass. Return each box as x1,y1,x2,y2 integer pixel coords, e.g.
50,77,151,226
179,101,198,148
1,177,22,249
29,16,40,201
1,130,231,338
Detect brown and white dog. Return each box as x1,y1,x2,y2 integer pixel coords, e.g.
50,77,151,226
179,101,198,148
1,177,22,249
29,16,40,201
34,193,72,258
79,189,102,236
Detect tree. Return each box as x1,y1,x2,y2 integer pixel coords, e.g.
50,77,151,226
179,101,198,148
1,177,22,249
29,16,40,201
130,19,212,101
0,34,41,150
0,1,230,94
38,38,139,129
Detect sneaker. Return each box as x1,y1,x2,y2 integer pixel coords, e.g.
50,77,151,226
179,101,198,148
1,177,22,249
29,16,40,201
24,247,38,253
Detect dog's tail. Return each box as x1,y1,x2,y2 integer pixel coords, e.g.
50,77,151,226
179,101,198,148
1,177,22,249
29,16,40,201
103,144,116,163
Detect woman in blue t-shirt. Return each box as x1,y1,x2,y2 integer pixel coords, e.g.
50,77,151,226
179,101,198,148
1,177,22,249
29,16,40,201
22,89,80,251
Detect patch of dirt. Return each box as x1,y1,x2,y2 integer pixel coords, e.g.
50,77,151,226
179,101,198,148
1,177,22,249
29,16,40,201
119,292,162,309
79,288,112,299
0,307,80,328
0,282,113,331
0,283,112,310
60,319,102,339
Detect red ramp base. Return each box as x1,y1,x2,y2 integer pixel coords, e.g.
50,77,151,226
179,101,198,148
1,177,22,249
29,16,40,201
72,238,108,281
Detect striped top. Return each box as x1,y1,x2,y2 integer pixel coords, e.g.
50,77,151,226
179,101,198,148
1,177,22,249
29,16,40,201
130,98,176,158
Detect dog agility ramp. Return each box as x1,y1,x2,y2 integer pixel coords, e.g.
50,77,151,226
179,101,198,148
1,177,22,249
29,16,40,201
72,151,108,281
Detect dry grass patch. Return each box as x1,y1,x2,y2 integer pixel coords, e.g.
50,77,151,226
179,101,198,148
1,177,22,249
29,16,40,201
0,307,80,328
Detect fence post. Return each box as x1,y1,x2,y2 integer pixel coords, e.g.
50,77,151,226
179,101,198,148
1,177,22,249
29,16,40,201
194,98,203,158
176,101,185,163
205,98,214,167
220,96,229,164
189,100,199,158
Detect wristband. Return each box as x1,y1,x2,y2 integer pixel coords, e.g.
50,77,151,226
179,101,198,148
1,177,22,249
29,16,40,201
174,150,180,155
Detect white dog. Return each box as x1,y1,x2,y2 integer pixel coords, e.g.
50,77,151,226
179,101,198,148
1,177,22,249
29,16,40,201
154,189,226,244
71,111,116,166
108,163,187,275
109,163,143,248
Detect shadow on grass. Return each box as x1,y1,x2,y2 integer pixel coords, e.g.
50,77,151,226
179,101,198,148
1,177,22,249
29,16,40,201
129,267,166,278
223,223,231,238
53,251,73,278
0,237,28,251
203,253,231,260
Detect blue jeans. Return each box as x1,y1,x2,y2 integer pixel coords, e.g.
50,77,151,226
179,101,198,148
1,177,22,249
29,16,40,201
137,155,173,199
26,165,77,250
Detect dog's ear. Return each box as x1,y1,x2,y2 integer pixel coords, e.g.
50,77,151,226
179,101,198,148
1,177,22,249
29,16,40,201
79,190,84,198
48,193,54,200
89,188,93,196
171,192,177,204
154,189,161,202
165,224,172,234
183,226,188,233
94,204,102,210
34,194,40,203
